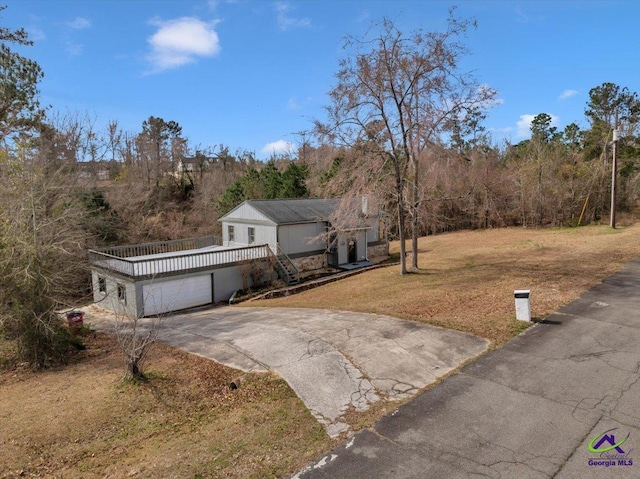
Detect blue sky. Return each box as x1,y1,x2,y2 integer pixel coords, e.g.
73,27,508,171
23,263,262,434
4,0,640,159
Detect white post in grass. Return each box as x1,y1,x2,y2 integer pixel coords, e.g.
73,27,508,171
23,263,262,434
514,290,531,322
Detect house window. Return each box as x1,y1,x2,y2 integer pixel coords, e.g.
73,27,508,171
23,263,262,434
228,225,235,242
117,283,126,304
248,227,255,244
98,276,106,294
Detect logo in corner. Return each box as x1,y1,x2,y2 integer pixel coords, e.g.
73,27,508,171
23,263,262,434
587,428,634,468
589,429,628,454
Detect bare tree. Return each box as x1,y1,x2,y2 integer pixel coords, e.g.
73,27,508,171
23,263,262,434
315,11,496,273
325,194,382,244
106,277,170,380
113,310,162,380
105,120,123,162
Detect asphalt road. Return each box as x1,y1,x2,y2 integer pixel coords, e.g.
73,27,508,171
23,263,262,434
292,259,640,478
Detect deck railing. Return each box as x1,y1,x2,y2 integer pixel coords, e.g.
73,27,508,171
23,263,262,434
89,243,271,279
94,235,220,259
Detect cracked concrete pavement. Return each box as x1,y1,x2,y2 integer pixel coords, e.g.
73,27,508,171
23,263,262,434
164,308,489,437
89,306,488,438
293,259,640,478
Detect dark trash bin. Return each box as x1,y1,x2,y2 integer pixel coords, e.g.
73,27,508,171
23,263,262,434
66,310,84,334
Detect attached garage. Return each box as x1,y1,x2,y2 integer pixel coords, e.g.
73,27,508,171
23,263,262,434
142,274,212,316
90,237,273,318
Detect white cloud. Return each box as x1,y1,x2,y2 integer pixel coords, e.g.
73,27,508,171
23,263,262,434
514,5,544,24
516,113,560,138
356,10,371,23
287,96,311,110
147,17,220,72
261,140,294,156
559,89,578,100
67,17,91,29
275,2,311,31
516,115,535,137
515,6,529,24
66,42,83,56
28,26,46,42
287,97,300,110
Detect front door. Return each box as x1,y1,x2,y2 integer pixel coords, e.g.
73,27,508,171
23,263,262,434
348,238,357,263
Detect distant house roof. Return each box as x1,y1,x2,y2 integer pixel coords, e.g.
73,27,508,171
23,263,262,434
223,198,341,225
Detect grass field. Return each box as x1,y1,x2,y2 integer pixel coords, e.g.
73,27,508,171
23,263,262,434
0,334,332,479
253,224,640,345
1,224,639,478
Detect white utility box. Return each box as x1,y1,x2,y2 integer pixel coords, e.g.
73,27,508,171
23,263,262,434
514,290,531,322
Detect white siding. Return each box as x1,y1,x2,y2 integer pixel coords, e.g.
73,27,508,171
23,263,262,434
212,266,245,302
92,265,254,317
356,230,367,260
337,234,348,264
367,217,381,242
222,222,277,249
92,245,271,277
92,270,138,318
221,202,275,224
142,274,212,316
335,230,367,264
278,222,326,256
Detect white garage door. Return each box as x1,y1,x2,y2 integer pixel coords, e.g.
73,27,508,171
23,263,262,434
142,274,212,316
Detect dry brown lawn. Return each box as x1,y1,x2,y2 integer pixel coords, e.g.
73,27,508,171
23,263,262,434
252,224,640,345
2,224,639,478
0,333,332,479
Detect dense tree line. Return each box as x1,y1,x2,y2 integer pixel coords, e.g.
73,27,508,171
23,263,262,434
307,91,639,240
216,160,309,214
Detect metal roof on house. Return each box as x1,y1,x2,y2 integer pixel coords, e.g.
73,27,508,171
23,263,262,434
242,198,341,225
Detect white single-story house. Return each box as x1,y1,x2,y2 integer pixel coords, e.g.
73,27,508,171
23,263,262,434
219,198,388,278
90,198,388,318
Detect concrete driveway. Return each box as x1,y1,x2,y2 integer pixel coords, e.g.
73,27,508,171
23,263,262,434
150,307,489,437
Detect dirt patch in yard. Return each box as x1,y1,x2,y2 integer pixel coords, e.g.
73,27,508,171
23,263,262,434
252,224,640,345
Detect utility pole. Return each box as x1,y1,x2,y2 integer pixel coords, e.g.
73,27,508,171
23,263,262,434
609,127,618,228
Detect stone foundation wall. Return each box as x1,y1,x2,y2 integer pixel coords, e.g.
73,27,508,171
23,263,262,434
367,242,389,263
289,243,388,280
292,253,328,279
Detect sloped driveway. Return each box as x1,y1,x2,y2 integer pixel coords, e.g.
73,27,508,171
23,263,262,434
155,307,489,437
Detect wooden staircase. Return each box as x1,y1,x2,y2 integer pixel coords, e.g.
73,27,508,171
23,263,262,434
273,245,300,285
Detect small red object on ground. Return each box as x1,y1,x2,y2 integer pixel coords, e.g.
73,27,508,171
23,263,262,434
66,310,84,334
